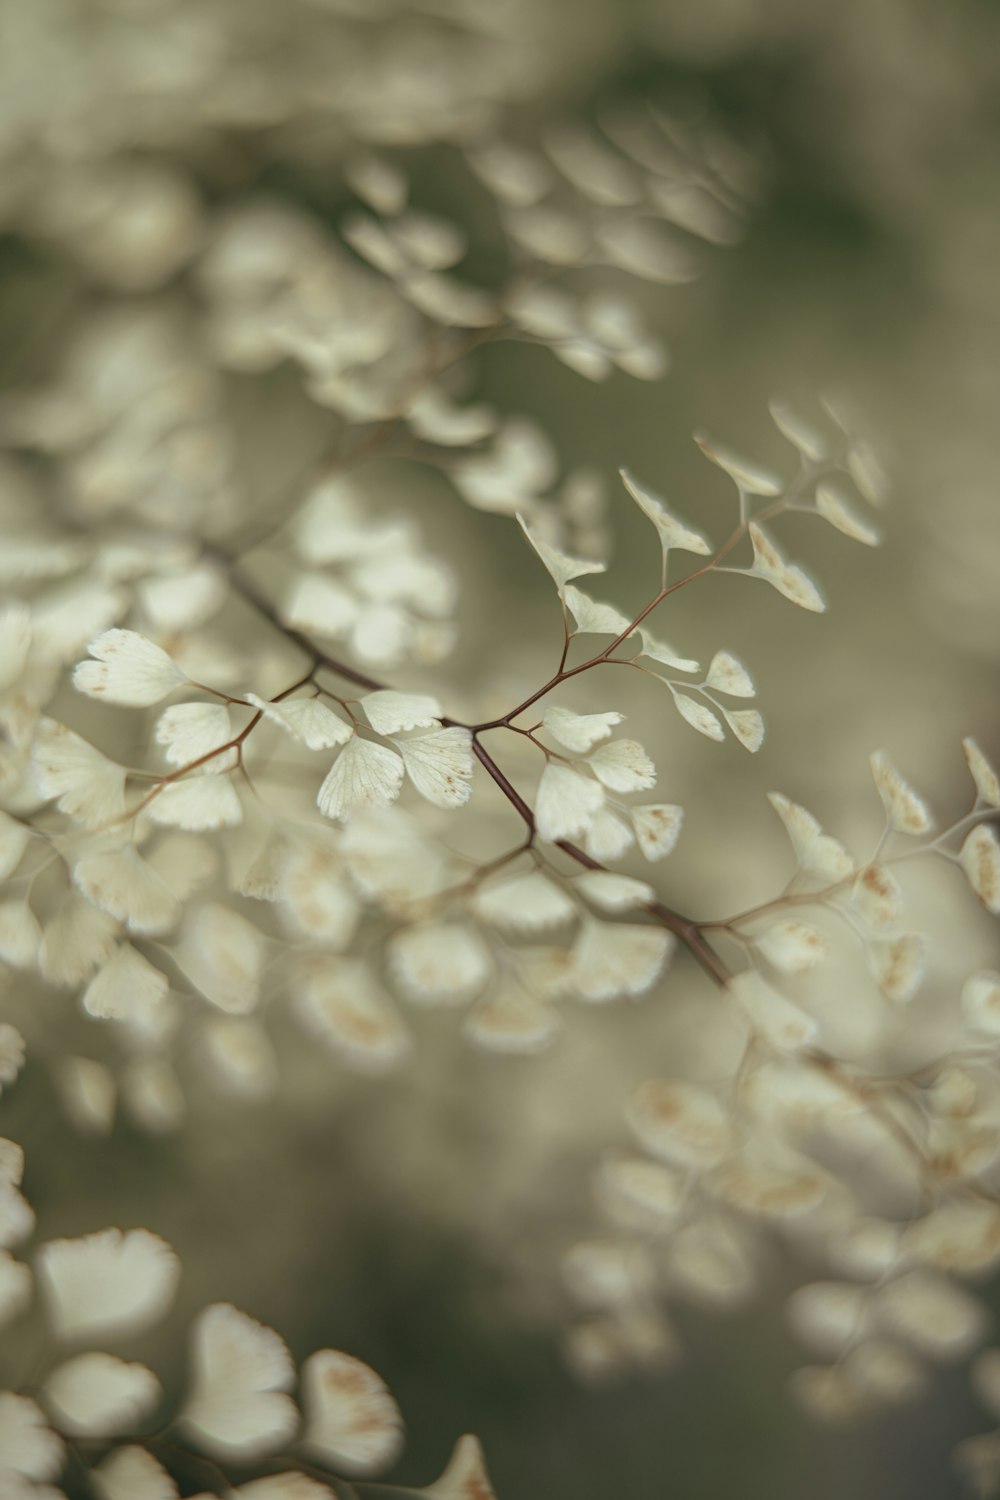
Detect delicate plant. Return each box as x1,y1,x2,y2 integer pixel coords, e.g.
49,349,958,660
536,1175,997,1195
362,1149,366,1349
1,2,999,1497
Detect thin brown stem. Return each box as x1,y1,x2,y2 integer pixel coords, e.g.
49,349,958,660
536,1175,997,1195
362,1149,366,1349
553,837,732,987
198,470,836,991
471,735,535,832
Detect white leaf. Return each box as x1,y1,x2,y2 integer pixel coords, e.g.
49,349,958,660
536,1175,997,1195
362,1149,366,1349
638,629,700,673
341,808,449,905
463,984,560,1055
0,1139,25,1183
535,763,604,842
554,338,612,382
73,629,187,706
39,896,118,987
505,282,577,339
122,1058,185,1137
768,399,828,461
562,586,632,636
317,737,404,821
92,1445,179,1500
570,920,672,1001
468,141,552,206
146,776,243,831
573,872,653,912
629,803,683,861
32,719,128,829
398,728,474,809
37,1228,179,1342
626,1079,731,1168
155,703,233,769
588,738,656,792
44,1353,160,1437
472,871,575,932
245,695,352,751
0,1393,64,1481
346,151,408,213
31,580,126,659
619,469,711,554
283,574,359,637
748,524,825,613
148,834,219,902
672,693,724,742
0,1247,29,1330
138,563,226,634
873,1272,985,1361
202,1018,278,1100
722,707,765,753
0,1175,34,1249
962,971,1000,1036
388,921,492,1006
896,1215,979,1294
870,751,933,834
415,1433,497,1500
392,210,466,271
72,843,180,935
705,651,755,697
694,434,783,495
907,1203,1000,1275
0,809,30,881
728,971,818,1051
583,808,635,862
851,863,904,930
181,1304,298,1460
402,270,497,329
295,962,411,1075
595,216,697,283
545,123,641,207
543,706,623,752
82,945,169,1022
754,921,827,973
961,824,1000,915
963,738,1000,808
0,602,31,692
516,515,605,594
350,601,411,666
0,1023,25,1090
847,442,889,506
54,1058,115,1137
180,905,263,1015
361,690,442,734
595,1157,685,1230
815,482,880,545
0,900,40,968
767,793,853,881
408,390,496,447
868,934,927,1005
562,1238,652,1308
504,204,588,265
289,481,373,561
344,555,454,620
279,846,359,947
233,1473,334,1499
713,1156,827,1219
301,1350,403,1475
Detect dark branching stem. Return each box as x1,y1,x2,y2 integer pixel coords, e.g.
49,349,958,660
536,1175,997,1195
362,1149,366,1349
212,541,736,990
470,735,536,829
467,734,730,986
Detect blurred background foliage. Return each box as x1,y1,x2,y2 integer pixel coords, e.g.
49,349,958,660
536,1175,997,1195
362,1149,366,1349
4,1,1000,1496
